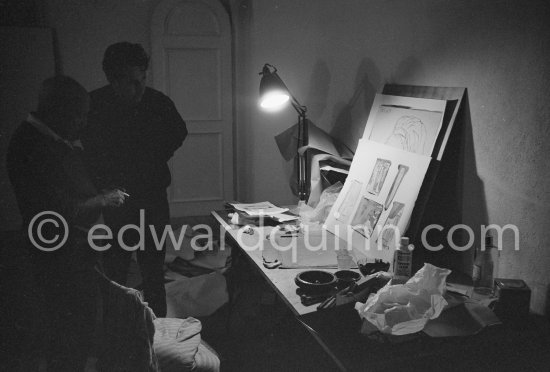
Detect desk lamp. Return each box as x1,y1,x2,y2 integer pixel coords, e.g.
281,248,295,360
259,63,309,201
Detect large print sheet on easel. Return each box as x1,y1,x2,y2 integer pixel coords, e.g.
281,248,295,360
324,139,431,263
323,93,446,264
363,94,446,157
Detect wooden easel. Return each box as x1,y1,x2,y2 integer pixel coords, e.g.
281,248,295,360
381,84,468,274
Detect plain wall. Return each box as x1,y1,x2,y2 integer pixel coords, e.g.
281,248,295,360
45,0,156,90
44,0,550,313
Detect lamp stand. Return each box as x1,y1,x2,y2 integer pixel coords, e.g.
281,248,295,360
297,110,308,201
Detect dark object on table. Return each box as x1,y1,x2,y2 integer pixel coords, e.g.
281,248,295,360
295,270,337,294
262,257,282,269
318,282,357,310
297,287,336,306
493,278,531,326
358,259,390,276
334,270,361,289
223,203,297,226
317,272,391,311
320,159,349,187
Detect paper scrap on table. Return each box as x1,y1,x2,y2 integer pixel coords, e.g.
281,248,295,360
229,201,288,216
272,213,299,222
422,291,502,337
355,263,451,335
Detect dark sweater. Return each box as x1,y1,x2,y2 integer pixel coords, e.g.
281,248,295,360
7,121,101,259
82,86,188,199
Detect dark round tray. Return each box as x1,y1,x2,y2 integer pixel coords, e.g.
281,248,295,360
295,270,337,294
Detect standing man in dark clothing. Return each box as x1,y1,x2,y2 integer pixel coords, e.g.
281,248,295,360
82,42,187,317
7,75,126,371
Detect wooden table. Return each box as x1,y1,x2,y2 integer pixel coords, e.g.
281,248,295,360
212,210,550,371
211,209,349,316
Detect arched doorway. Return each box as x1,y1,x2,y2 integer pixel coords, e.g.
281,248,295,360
152,0,233,217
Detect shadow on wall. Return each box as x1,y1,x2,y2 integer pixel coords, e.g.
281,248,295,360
306,60,331,119
330,58,381,153
413,93,489,276
459,96,489,273
391,56,426,85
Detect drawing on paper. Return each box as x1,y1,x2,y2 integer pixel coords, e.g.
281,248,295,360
366,158,391,196
351,198,383,238
335,180,362,222
364,95,446,157
385,115,427,154
379,201,405,250
324,139,432,264
384,164,409,210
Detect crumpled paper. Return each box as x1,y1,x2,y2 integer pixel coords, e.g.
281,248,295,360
301,181,343,223
355,263,451,335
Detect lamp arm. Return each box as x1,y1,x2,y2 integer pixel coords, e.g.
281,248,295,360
289,96,307,117
295,100,308,201
274,75,306,116
278,73,308,200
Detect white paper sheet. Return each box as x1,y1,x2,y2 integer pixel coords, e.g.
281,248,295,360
363,94,446,156
324,139,431,263
230,201,288,216
275,119,353,161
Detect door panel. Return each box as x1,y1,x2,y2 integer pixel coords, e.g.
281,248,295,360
166,48,221,120
152,0,233,217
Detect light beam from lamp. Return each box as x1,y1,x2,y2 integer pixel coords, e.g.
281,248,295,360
259,63,309,201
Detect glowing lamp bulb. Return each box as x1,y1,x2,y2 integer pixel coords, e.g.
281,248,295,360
260,90,290,111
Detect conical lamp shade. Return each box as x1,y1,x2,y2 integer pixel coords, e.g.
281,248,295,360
259,66,290,111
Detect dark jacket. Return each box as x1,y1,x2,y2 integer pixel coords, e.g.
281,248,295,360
82,86,188,199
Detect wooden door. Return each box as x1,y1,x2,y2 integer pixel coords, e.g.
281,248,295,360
151,0,233,217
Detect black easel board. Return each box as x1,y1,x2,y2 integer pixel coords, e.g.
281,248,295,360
380,85,466,267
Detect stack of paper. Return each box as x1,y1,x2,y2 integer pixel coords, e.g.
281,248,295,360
228,201,299,222
230,201,288,216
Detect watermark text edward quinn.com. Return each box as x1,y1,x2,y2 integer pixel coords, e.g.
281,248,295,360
28,210,520,255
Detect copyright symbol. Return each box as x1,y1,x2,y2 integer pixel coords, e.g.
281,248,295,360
28,211,69,252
